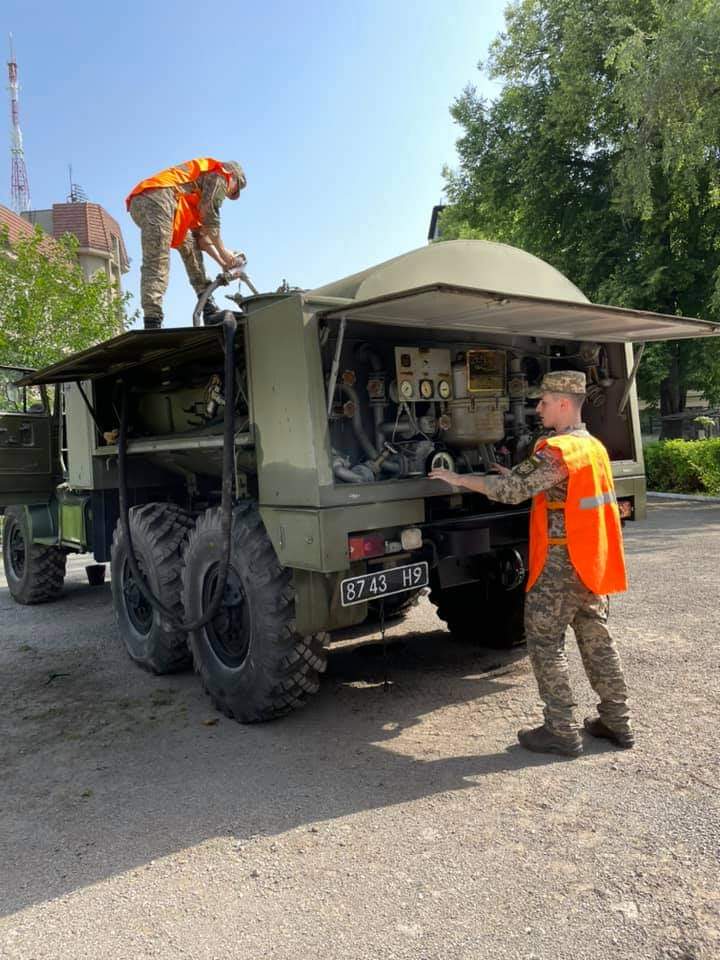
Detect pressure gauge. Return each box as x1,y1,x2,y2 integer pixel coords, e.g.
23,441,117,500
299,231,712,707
437,379,451,400
399,380,414,400
419,379,434,399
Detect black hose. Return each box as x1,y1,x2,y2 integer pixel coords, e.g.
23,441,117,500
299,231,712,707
117,312,238,631
193,277,223,327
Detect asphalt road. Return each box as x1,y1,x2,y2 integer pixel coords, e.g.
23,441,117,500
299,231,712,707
1,501,718,960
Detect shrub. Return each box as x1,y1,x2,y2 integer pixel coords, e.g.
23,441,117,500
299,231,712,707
644,440,720,495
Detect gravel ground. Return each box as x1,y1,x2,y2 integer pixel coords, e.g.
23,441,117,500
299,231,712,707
0,501,718,960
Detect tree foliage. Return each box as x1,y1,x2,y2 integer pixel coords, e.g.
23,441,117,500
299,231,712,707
442,0,720,421
0,225,133,370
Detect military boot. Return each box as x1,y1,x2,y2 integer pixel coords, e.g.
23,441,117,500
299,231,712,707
517,724,583,757
203,297,222,325
583,716,634,749
143,316,162,330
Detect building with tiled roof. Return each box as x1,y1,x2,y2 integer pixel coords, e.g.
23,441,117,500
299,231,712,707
0,203,59,254
21,201,129,290
0,203,35,244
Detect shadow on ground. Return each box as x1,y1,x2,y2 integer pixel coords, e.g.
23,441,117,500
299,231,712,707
0,574,557,917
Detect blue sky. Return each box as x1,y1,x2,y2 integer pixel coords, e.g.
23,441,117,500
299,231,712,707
3,0,506,327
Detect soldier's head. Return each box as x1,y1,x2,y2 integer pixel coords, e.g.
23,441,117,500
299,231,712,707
530,371,586,430
223,161,247,200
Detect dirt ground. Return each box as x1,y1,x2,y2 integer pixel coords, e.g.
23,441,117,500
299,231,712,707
1,500,718,960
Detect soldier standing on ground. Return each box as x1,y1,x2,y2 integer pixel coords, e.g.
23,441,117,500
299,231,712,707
126,158,246,329
429,370,633,757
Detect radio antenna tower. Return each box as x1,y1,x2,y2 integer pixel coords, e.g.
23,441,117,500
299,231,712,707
7,35,31,213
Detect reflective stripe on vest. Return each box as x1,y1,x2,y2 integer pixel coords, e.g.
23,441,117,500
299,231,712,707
580,490,618,510
126,158,233,248
526,433,627,596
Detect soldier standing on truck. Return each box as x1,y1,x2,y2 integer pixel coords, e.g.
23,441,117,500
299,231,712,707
429,370,633,757
126,158,246,329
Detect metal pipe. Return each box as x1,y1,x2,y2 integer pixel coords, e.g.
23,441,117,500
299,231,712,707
379,418,415,438
373,403,386,450
355,343,387,449
355,343,383,372
194,262,254,326
326,317,346,416
340,383,378,459
333,463,365,483
237,270,259,296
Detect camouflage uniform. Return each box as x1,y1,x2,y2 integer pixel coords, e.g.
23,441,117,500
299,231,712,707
483,425,631,742
128,171,230,322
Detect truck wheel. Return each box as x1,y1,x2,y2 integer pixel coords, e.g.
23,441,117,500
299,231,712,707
182,502,327,723
429,581,525,650
2,505,67,605
111,503,194,674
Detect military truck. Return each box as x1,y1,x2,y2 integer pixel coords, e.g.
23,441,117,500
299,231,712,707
2,240,716,722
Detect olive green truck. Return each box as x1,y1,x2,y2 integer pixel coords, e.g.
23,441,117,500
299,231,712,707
1,240,715,722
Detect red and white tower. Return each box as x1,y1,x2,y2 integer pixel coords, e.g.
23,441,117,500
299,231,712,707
7,35,30,214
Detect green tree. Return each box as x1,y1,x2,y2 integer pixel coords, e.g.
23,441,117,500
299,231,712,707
442,0,720,434
0,225,134,370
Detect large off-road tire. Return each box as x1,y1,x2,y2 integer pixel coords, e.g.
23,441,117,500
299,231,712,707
182,502,327,723
2,506,67,605
430,580,525,650
111,502,194,674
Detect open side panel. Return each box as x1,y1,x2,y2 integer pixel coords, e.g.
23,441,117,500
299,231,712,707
317,284,720,342
0,367,57,509
316,302,659,506
17,327,225,386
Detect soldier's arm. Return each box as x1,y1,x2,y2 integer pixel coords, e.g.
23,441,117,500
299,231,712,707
196,174,235,268
428,448,568,503
193,231,229,270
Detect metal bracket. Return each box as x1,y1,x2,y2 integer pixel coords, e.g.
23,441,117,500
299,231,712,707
75,381,104,435
618,343,646,415
326,316,347,416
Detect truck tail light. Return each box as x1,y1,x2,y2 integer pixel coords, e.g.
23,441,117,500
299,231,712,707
348,533,386,561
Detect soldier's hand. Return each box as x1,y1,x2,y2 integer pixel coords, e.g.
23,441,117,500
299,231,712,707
428,467,460,485
489,462,512,477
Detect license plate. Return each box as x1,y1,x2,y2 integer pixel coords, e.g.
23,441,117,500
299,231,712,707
340,561,429,607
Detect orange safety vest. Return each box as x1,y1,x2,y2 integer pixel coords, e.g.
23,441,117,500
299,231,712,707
126,158,234,248
526,433,627,596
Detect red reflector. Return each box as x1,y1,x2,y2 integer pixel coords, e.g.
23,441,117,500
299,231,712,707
618,499,633,519
348,534,385,561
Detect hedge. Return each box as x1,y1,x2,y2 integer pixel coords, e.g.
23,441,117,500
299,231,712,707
644,439,720,496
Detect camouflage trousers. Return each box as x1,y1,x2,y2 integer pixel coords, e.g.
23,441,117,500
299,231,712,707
129,189,210,321
525,546,631,739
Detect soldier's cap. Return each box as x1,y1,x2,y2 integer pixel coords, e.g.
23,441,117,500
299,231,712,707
223,161,247,198
527,370,587,398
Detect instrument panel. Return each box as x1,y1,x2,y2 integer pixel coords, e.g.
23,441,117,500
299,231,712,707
394,346,452,403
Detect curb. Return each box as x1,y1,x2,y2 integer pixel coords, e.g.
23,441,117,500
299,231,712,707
647,491,720,504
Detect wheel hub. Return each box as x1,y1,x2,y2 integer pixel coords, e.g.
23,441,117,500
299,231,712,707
202,564,251,667
8,523,26,579
122,560,153,635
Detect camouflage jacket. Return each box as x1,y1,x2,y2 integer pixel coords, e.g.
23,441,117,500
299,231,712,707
176,171,228,231
483,425,593,538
